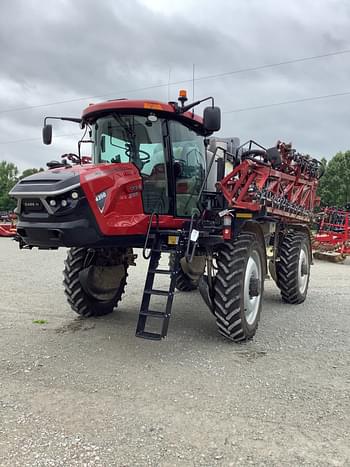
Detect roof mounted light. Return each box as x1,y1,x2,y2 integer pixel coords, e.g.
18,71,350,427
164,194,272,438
178,89,188,108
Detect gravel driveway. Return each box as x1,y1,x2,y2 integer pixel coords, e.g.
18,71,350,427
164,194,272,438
0,239,349,466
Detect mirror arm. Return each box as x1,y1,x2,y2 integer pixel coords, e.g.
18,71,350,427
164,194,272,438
44,116,82,125
180,96,215,113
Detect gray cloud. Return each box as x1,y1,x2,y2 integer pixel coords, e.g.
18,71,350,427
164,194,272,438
1,0,350,170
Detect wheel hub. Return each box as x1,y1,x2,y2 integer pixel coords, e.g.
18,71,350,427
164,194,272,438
249,277,261,297
244,251,262,326
301,263,308,276
79,264,125,301
298,245,309,294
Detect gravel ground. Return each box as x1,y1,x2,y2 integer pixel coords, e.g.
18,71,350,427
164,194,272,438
0,238,349,466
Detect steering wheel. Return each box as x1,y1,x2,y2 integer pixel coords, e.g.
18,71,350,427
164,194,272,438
138,149,151,164
110,148,151,170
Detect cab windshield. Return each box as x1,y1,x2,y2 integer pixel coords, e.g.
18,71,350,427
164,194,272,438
93,114,165,174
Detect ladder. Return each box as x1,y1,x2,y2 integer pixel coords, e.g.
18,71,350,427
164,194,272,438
136,231,183,340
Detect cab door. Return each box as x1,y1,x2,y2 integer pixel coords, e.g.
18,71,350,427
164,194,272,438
94,114,170,215
169,121,206,217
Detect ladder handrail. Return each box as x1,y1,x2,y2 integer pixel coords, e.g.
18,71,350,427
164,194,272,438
185,211,199,263
142,212,159,260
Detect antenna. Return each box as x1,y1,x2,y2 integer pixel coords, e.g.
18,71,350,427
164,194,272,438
192,64,195,101
167,66,171,101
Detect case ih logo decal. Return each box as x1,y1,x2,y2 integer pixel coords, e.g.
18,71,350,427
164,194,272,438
22,199,42,211
95,191,107,212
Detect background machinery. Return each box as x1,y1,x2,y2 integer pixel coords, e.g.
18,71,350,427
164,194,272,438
10,91,323,342
313,206,350,262
0,212,16,237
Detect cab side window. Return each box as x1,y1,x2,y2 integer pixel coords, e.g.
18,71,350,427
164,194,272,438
139,140,169,214
169,122,206,217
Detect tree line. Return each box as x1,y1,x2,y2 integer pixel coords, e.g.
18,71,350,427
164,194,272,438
317,151,350,208
0,161,44,211
0,150,349,211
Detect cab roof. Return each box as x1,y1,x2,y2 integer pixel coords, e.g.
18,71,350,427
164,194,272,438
82,99,208,135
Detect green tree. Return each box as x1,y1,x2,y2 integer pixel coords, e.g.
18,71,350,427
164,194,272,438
19,167,44,180
0,161,18,211
317,151,350,207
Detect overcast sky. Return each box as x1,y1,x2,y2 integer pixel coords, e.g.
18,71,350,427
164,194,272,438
1,0,350,171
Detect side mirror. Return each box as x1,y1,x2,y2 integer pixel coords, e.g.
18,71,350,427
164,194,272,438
203,106,221,132
42,124,52,145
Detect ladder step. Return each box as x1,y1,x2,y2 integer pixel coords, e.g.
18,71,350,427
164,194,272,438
149,268,173,275
140,310,167,318
136,233,185,340
136,331,162,341
144,289,170,296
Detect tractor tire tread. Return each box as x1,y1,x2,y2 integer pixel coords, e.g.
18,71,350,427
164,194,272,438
63,247,127,317
213,232,263,342
276,231,310,304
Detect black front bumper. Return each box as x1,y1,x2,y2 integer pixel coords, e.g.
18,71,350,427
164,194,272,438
17,218,100,248
17,219,146,249
16,200,146,249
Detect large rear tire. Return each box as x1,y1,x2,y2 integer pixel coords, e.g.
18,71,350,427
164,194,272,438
276,230,311,304
63,247,129,317
213,232,265,342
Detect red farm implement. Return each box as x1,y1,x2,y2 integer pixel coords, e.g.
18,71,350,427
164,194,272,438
219,141,320,222
0,213,16,237
0,224,16,237
313,207,350,262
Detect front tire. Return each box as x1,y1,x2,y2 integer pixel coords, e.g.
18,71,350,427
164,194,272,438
63,247,129,317
276,230,311,304
213,232,265,342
